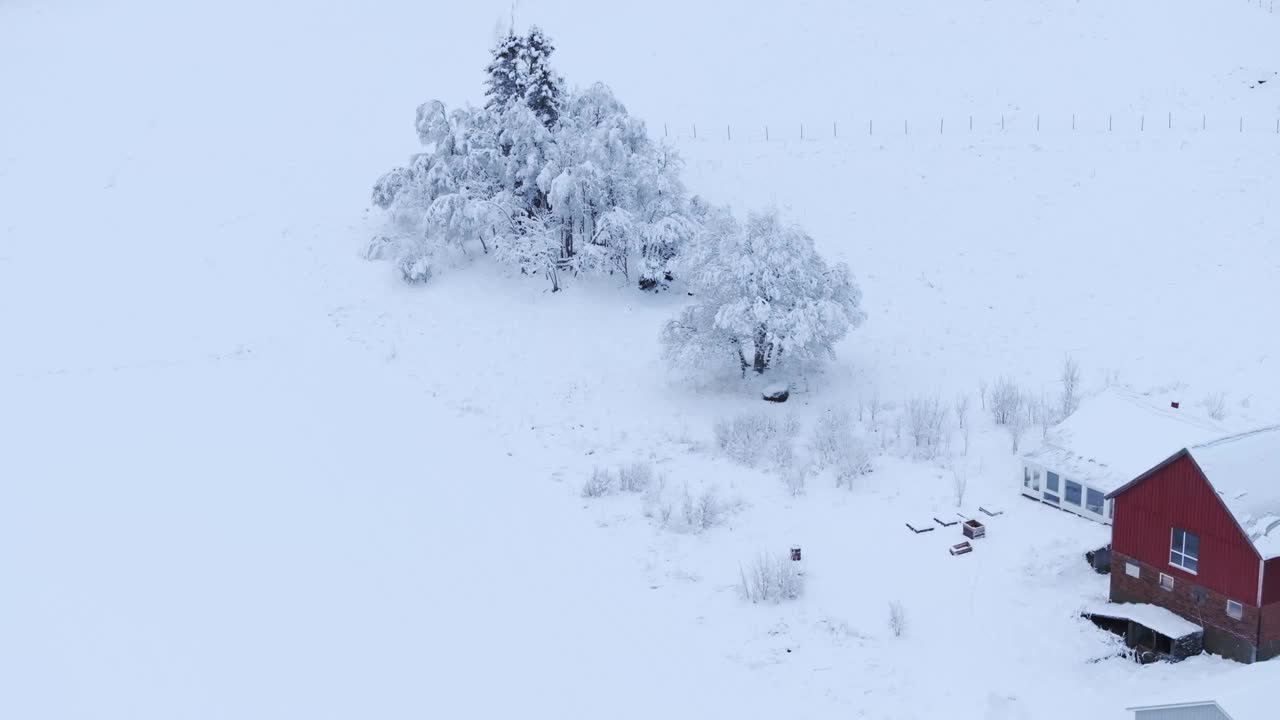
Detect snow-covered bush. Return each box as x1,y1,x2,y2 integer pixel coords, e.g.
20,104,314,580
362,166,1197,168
1007,410,1029,454
1203,392,1228,421
676,484,729,532
834,439,872,489
368,28,697,291
989,376,1023,425
617,461,654,493
661,208,864,379
781,462,810,496
906,394,947,457
888,601,907,637
581,467,615,497
1060,356,1081,417
740,552,805,604
713,411,798,468
954,393,970,429
809,408,853,469
952,464,968,507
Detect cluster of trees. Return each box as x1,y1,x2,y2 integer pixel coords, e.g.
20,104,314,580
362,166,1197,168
368,26,695,292
368,26,863,379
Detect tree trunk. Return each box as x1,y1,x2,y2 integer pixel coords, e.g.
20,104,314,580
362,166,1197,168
752,325,770,374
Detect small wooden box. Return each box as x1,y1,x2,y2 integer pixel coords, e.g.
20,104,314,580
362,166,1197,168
962,519,986,539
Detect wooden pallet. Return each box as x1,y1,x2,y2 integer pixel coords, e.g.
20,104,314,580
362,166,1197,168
933,516,959,527
905,522,935,534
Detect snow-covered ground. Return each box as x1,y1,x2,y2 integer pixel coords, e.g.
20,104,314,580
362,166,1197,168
3,1,1280,718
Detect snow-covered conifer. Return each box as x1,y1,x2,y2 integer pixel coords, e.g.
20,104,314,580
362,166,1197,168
484,32,525,112
521,26,563,128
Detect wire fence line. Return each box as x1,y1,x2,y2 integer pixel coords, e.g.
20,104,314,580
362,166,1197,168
659,112,1280,142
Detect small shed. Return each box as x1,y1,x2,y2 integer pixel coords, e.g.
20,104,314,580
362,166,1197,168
1085,601,1204,662
1128,701,1233,720
1020,389,1224,524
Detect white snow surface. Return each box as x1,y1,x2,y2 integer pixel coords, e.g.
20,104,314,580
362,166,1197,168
1027,389,1228,493
4,1,1280,719
1191,427,1280,559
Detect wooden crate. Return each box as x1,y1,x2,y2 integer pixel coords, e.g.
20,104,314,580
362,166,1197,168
962,519,986,539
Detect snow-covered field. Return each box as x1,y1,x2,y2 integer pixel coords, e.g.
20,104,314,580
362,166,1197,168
3,1,1279,718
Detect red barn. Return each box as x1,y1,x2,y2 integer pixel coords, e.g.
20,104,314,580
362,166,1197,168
1107,426,1280,663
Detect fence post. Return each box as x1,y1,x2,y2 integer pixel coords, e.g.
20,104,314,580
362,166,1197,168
693,123,697,139
904,119,908,135
969,115,973,132
940,117,944,134
1141,114,1144,132
727,124,731,141
833,121,837,138
1168,112,1172,130
1072,113,1076,131
765,125,769,141
800,123,804,140
1109,114,1112,132
1037,114,1040,132
869,119,873,135
664,123,668,138
1001,115,1004,131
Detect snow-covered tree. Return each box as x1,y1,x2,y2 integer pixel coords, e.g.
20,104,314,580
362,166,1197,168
521,26,563,128
661,209,864,377
484,32,525,112
367,29,697,291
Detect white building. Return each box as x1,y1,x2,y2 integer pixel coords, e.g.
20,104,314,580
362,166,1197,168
1019,389,1225,524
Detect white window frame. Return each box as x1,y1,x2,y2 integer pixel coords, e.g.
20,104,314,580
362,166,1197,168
1125,562,1140,578
1227,600,1243,620
1159,572,1175,591
1170,527,1200,575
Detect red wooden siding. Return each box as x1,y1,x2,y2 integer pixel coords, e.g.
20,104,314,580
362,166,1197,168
1112,454,1261,605
1264,557,1280,605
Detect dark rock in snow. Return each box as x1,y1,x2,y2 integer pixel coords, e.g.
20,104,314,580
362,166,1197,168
763,384,790,403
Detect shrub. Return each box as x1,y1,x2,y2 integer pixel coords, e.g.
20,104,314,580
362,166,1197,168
581,467,614,497
618,461,655,493
1203,392,1228,421
990,376,1023,425
809,409,853,469
714,411,799,469
888,601,907,637
740,552,805,604
906,394,947,457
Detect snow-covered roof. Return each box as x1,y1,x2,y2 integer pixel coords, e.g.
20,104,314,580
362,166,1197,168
1024,389,1226,493
1189,426,1280,560
1085,601,1202,639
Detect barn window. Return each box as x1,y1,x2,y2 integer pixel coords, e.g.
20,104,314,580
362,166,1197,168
1125,562,1140,578
1159,572,1175,591
1023,467,1031,488
1227,600,1244,620
1046,471,1060,492
1032,470,1040,490
1064,480,1082,506
1086,488,1104,514
1170,528,1200,574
